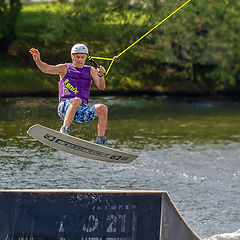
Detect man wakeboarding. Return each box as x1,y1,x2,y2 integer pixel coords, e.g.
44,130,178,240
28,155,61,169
29,43,109,146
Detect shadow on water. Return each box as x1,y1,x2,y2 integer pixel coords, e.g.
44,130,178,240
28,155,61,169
0,96,239,239
1,96,240,149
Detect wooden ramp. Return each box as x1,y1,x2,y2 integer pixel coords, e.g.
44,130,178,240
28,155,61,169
0,190,201,240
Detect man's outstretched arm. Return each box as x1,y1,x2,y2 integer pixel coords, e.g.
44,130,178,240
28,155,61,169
29,48,67,77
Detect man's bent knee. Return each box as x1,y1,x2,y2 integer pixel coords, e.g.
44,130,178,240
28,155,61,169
95,104,108,117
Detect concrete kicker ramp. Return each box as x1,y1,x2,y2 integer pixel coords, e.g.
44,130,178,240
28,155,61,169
0,190,201,240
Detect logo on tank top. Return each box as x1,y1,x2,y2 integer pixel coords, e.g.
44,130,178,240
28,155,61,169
64,79,79,94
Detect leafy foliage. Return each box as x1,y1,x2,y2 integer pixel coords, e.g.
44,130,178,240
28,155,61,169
1,0,240,95
0,0,21,53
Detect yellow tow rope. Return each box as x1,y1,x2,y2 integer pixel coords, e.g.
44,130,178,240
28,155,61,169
89,0,192,76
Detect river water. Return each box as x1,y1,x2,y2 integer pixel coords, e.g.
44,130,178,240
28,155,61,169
0,96,239,240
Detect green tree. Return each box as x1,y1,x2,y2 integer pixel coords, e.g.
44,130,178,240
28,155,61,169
0,0,21,54
38,0,240,92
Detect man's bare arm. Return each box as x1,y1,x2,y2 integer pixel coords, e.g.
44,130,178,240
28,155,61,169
29,48,67,77
91,66,106,90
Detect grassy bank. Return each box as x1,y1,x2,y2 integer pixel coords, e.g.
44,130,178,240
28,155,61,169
0,3,65,96
1,0,240,97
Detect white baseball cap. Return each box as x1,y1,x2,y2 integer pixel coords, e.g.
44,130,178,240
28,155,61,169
71,43,89,55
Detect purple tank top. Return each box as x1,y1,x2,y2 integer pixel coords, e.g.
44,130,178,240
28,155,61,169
59,63,91,104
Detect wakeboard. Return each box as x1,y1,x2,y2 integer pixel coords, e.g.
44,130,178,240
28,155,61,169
27,124,137,164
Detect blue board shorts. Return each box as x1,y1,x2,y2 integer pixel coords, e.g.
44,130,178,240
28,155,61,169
57,98,98,124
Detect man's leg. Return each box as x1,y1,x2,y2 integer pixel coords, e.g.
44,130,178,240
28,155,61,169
94,103,108,137
60,97,82,134
63,97,82,127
